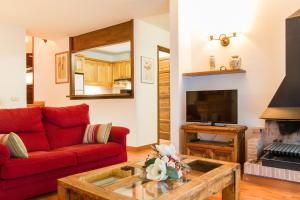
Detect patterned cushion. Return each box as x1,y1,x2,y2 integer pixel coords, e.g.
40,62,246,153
83,123,112,144
0,132,28,158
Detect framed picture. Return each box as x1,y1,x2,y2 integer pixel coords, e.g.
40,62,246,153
55,51,69,84
141,56,154,84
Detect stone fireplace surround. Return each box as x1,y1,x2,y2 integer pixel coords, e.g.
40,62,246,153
265,120,300,145
244,120,300,183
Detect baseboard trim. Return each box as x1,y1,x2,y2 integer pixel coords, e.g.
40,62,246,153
127,144,154,151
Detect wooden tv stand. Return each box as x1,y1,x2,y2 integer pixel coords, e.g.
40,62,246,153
181,123,247,165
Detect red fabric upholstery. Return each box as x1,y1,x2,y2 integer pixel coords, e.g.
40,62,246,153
0,151,77,179
108,126,130,147
42,104,90,128
0,104,129,200
55,142,123,164
0,154,127,200
42,104,90,149
0,154,126,191
0,107,43,133
43,122,87,149
0,160,100,191
0,107,50,152
17,133,50,152
0,144,10,165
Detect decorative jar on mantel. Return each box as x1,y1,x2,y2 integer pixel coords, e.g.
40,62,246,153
229,55,242,69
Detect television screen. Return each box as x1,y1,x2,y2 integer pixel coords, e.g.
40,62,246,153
186,90,238,124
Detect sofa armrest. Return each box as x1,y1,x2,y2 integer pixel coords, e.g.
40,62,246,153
108,126,129,147
0,144,10,165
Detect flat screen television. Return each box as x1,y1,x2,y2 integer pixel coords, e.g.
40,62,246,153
186,90,238,124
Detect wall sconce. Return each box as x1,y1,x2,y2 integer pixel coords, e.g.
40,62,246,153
210,32,237,47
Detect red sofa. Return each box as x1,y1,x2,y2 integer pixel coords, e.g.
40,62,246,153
0,104,129,200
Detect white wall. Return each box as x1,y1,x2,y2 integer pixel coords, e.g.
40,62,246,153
169,0,300,149
169,1,193,151
134,19,170,146
0,25,26,108
34,38,69,104
34,20,169,147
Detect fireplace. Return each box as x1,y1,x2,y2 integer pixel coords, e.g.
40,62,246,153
244,121,300,182
259,10,300,172
244,9,300,182
260,120,300,171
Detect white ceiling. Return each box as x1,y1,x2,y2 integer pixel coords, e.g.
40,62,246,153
91,41,131,54
141,13,169,31
0,0,169,39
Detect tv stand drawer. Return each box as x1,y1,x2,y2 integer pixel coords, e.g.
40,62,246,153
182,123,247,165
188,147,233,162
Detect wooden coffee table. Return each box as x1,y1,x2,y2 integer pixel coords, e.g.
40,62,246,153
58,156,240,200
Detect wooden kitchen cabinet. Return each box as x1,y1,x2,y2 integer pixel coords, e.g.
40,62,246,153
74,55,130,87
83,59,98,84
124,61,131,78
98,61,113,87
112,60,131,80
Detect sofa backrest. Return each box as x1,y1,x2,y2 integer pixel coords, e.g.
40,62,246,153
42,104,90,149
0,107,50,152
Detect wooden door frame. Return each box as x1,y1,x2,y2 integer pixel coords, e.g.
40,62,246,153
26,36,34,105
157,45,170,144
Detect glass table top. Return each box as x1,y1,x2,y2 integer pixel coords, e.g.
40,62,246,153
79,160,222,200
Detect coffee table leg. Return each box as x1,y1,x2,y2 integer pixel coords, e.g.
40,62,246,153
222,167,240,200
58,184,70,200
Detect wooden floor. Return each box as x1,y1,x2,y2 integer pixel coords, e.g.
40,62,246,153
31,148,300,200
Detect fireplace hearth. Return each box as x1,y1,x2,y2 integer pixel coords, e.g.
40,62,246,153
261,143,300,171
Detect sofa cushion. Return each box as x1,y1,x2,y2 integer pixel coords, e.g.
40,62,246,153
55,142,123,164
42,104,90,128
83,123,112,144
43,122,87,150
0,151,77,179
42,104,90,149
0,133,28,158
0,107,50,152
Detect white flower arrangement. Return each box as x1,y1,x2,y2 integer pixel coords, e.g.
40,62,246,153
144,144,190,181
